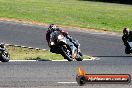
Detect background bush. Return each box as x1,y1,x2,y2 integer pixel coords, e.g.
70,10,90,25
81,0,132,4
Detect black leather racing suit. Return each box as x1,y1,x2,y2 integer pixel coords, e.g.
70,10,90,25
122,31,132,48
122,34,129,46
46,28,79,48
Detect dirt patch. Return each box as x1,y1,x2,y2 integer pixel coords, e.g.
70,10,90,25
0,17,120,35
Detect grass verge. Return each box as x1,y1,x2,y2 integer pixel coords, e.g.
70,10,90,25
0,0,132,32
6,45,91,61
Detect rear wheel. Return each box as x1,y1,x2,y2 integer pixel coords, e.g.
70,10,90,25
125,47,131,54
76,52,83,61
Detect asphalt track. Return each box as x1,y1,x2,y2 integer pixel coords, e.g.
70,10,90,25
0,21,132,88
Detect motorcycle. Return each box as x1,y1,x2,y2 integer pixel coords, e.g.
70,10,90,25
0,45,10,62
49,31,83,61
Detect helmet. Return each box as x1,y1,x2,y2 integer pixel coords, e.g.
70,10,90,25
0,43,5,48
123,28,129,35
48,24,57,31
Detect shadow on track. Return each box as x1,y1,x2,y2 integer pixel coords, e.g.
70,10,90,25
92,56,132,57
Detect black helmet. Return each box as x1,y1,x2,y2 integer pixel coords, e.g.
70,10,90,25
123,28,129,35
48,24,57,31
0,43,5,48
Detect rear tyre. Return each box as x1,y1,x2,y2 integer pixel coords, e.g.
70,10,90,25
76,52,83,61
76,57,83,61
125,47,130,54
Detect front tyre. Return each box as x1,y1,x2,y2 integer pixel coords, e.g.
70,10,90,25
61,47,73,61
1,52,10,62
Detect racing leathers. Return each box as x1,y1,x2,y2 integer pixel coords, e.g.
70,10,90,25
122,31,132,48
46,28,79,51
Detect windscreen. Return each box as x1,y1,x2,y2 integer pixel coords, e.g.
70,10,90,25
127,35,132,42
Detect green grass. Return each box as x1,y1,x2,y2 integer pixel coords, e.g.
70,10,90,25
6,45,63,60
0,0,132,32
6,45,91,60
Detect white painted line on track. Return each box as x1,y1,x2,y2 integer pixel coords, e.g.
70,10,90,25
9,60,36,62
52,59,68,61
52,58,97,61
9,59,94,62
95,57,101,60
52,59,88,61
57,82,77,84
9,57,100,62
21,46,28,48
9,59,92,62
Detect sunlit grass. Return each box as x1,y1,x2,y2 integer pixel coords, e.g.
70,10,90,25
6,45,91,60
0,0,131,32
6,45,63,60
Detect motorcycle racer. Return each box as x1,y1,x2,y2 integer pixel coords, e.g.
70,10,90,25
46,24,83,61
46,24,79,49
122,28,132,49
122,28,129,47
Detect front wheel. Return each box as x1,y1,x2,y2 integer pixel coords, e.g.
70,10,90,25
61,46,73,61
1,52,10,62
